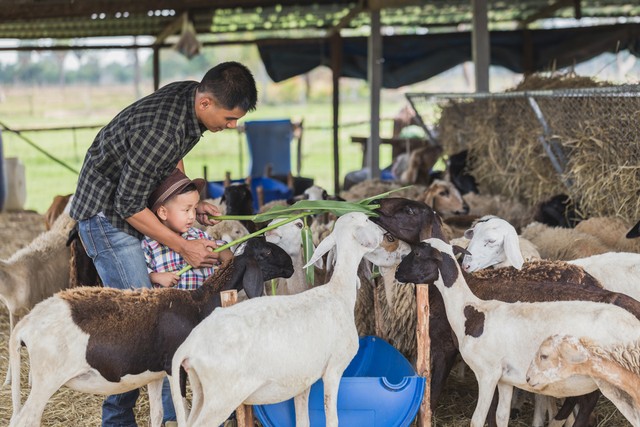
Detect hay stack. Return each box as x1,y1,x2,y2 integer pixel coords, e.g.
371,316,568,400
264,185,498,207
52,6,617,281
437,73,640,221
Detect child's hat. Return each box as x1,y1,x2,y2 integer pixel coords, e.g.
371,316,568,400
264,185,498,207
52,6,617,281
149,168,205,212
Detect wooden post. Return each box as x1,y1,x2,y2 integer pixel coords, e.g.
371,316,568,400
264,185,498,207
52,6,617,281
415,284,431,427
224,171,231,187
256,185,264,211
220,290,254,426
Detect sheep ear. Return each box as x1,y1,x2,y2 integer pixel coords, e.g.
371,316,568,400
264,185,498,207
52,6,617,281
559,339,588,364
463,228,474,239
242,257,264,298
354,225,380,250
503,229,524,269
305,233,335,269
452,245,471,256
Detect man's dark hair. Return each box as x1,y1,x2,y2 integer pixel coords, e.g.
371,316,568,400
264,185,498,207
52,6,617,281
199,61,257,112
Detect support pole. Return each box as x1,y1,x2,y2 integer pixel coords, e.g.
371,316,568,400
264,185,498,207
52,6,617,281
416,284,431,426
220,290,254,427
366,7,382,179
472,0,490,93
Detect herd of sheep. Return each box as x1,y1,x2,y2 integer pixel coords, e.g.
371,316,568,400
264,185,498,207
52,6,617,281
1,178,640,426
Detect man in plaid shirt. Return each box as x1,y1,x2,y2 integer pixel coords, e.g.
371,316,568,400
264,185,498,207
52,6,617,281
70,61,257,427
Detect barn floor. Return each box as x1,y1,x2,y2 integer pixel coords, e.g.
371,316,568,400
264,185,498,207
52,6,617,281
0,211,629,426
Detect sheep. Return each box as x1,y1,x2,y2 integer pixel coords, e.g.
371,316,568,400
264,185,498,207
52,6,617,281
460,215,540,272
527,334,640,426
1,211,75,338
221,182,256,232
340,179,427,203
169,212,406,427
418,179,470,218
574,216,640,253
264,217,326,295
520,221,611,261
532,194,582,228
568,252,640,301
43,193,72,230
205,220,249,252
395,238,640,427
627,220,640,238
399,145,443,185
370,197,449,244
8,238,293,427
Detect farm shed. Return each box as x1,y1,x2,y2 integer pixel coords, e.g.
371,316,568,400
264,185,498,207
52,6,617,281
1,0,640,192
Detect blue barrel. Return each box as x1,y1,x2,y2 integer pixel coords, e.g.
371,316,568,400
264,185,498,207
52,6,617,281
0,130,5,212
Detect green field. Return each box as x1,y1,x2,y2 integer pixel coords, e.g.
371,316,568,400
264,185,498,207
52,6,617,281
0,84,406,213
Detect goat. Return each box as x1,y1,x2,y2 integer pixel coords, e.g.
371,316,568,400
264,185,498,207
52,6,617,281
1,211,75,338
169,212,402,426
43,193,73,230
460,215,539,272
264,217,326,295
205,220,249,252
418,179,469,218
8,238,293,427
527,334,640,426
395,239,640,427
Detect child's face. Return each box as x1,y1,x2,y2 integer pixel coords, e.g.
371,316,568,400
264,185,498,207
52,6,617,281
158,190,200,234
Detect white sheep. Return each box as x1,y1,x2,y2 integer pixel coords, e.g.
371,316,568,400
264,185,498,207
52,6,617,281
395,238,640,427
264,217,326,295
458,215,540,272
8,238,293,427
527,334,640,426
568,252,640,301
169,212,407,427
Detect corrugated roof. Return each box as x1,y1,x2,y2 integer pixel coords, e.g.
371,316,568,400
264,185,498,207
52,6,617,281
0,0,638,41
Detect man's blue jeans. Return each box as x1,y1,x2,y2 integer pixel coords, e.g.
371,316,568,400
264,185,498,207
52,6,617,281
78,214,152,427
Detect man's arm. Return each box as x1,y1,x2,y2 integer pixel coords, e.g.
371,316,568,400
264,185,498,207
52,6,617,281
127,208,219,268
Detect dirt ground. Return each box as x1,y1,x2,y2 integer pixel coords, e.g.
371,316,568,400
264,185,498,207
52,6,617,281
0,211,629,426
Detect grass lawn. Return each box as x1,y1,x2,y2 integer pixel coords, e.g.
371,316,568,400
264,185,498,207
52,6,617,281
0,84,406,213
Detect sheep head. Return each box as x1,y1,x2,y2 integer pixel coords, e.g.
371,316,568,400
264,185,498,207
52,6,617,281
372,197,448,244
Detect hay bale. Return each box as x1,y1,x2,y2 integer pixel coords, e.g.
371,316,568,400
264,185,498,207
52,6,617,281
437,73,640,221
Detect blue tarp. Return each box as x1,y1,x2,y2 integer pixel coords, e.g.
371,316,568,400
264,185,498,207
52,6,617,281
258,23,640,88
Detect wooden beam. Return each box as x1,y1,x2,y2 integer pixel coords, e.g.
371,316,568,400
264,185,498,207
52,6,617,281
327,1,364,38
472,0,490,93
0,0,355,21
518,0,574,27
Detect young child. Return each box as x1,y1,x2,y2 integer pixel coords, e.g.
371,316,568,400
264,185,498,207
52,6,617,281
142,168,233,425
142,168,232,290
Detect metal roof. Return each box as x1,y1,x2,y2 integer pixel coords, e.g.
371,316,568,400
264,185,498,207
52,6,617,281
1,0,639,42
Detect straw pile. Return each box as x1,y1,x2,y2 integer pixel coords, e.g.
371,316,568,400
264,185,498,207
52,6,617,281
437,72,640,222
0,211,630,426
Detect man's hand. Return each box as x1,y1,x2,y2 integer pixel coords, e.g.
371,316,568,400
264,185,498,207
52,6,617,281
196,201,221,226
180,238,219,268
150,272,179,288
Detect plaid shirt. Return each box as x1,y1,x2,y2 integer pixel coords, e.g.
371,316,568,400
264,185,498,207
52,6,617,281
142,228,219,290
70,81,207,238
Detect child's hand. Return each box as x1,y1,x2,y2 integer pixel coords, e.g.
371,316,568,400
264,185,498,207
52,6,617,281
150,272,179,288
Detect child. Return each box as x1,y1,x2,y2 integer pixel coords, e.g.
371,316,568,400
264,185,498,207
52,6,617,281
142,168,232,290
142,168,233,425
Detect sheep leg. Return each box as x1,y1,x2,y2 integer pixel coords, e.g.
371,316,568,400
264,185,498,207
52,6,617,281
147,378,164,427
9,378,62,427
532,394,557,427
3,312,19,387
293,387,311,427
470,373,501,427
495,383,514,427
322,369,343,427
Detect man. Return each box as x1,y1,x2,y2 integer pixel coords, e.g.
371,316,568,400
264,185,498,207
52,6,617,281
70,61,257,427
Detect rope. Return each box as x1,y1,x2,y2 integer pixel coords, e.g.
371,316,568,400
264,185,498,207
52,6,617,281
0,119,79,175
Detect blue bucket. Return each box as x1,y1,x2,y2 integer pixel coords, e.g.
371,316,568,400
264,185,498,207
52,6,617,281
254,336,425,427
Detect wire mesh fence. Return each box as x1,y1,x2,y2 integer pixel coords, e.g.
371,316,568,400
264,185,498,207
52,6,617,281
406,85,640,221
